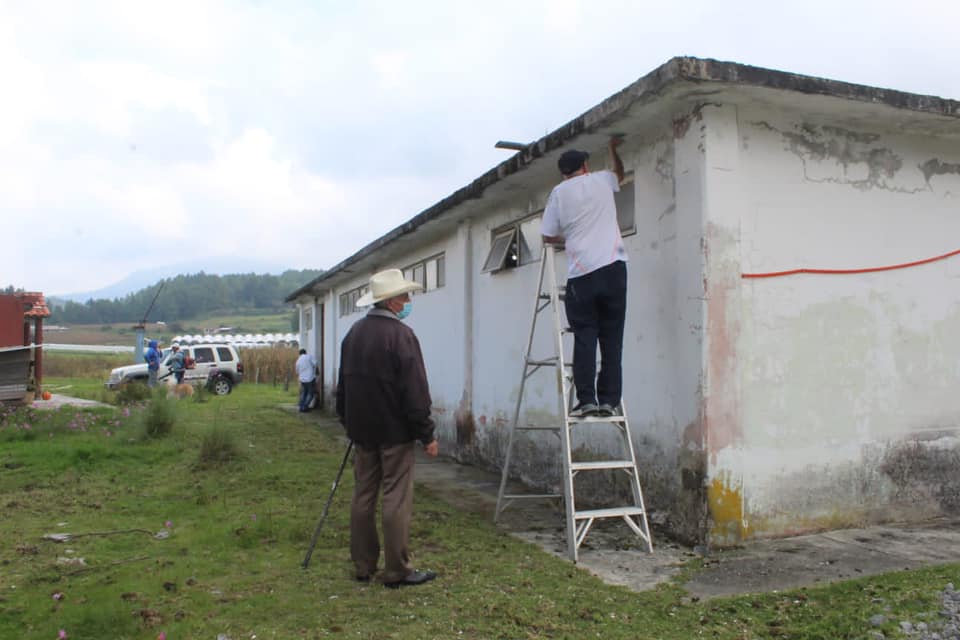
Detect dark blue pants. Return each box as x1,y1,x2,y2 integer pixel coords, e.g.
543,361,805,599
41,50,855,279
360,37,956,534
564,260,627,408
299,380,316,411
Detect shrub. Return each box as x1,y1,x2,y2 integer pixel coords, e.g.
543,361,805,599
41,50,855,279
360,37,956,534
141,389,176,438
115,382,152,405
198,425,239,467
191,382,211,403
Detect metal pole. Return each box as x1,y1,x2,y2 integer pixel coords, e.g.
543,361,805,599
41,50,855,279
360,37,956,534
301,440,353,569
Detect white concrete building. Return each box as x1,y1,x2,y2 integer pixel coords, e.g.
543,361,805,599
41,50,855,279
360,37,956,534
287,57,960,546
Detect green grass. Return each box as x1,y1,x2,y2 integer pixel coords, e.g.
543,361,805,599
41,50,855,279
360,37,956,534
1,378,957,639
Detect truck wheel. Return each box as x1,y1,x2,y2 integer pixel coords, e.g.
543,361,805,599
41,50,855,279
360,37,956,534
210,375,233,396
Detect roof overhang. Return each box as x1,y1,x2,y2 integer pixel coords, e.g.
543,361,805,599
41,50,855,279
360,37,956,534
286,56,960,303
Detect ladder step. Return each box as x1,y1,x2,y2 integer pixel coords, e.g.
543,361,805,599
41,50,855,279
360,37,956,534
574,506,646,520
567,415,627,424
502,493,562,500
527,358,558,366
570,460,636,471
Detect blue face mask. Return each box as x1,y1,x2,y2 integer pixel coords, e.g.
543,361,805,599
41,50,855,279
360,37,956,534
396,301,412,320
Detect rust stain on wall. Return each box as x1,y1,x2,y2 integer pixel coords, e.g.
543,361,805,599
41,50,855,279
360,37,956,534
454,389,476,448
708,474,749,544
704,224,742,461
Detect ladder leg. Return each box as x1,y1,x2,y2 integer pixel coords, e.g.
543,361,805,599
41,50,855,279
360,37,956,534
496,247,551,521
619,402,653,552
544,249,579,562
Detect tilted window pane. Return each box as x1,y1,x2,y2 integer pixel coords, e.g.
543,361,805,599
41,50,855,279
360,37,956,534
482,228,517,272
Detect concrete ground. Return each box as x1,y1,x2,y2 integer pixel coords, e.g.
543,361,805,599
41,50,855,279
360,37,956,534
31,392,111,409
314,408,960,598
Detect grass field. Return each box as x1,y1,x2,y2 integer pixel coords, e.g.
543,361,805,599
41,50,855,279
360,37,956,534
2,374,958,638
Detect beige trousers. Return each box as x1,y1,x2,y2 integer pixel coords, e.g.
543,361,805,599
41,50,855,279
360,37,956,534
350,441,415,582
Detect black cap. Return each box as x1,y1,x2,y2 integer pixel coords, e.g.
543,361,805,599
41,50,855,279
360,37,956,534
558,149,589,175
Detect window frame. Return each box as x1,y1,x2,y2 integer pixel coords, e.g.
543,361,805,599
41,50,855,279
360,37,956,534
482,213,542,274
401,252,446,296
338,284,369,318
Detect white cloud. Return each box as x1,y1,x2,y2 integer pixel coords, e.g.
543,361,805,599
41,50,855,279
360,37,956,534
0,0,957,297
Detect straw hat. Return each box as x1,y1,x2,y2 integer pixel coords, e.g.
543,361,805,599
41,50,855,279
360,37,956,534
356,269,423,307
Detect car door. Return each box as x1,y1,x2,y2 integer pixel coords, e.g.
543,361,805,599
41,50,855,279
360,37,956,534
186,346,217,383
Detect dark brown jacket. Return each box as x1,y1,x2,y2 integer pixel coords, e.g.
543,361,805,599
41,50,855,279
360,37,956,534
336,308,434,448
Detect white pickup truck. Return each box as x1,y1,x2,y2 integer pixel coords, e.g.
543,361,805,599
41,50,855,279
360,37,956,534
106,343,244,395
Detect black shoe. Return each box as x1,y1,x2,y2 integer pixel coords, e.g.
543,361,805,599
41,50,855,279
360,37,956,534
383,570,437,589
597,403,619,417
355,575,371,583
570,403,599,418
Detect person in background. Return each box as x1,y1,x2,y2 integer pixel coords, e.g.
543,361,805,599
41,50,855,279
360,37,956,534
336,268,439,589
144,340,163,388
295,348,318,412
168,344,186,384
541,136,628,418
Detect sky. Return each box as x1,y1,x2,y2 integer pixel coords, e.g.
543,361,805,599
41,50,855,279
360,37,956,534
2,0,957,297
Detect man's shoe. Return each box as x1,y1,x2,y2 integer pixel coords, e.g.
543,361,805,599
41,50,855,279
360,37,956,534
383,570,437,589
569,403,599,418
597,403,619,417
355,575,371,583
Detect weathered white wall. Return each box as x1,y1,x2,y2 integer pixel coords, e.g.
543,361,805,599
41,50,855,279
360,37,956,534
708,102,960,542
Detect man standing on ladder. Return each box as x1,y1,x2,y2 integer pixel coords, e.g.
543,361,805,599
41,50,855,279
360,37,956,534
541,137,627,418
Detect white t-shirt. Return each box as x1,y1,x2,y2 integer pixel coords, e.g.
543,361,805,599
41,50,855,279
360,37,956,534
295,353,317,382
541,170,627,278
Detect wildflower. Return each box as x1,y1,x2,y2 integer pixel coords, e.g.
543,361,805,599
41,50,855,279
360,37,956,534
158,633,167,640
52,592,63,601
58,630,68,639
251,514,257,522
164,520,173,529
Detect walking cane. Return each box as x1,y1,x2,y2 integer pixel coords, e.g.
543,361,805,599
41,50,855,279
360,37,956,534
302,440,353,569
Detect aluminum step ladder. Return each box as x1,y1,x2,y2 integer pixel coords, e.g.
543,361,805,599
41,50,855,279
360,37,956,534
494,244,653,561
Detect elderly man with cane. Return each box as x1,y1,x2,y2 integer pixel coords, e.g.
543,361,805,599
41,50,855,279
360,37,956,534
336,269,439,588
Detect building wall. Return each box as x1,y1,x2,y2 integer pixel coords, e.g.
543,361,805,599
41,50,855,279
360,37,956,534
308,122,710,540
0,296,27,348
705,102,960,543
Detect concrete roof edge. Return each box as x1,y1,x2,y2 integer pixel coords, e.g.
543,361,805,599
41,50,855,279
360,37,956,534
286,56,960,302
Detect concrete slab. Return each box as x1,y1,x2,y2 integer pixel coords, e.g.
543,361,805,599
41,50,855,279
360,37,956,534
303,411,960,597
31,393,111,409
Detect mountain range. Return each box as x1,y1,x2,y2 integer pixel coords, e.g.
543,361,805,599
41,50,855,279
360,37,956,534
52,257,288,303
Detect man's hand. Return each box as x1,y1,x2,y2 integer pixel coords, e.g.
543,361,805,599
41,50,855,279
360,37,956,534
423,439,439,457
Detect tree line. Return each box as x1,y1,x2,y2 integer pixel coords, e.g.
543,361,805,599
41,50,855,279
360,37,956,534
49,270,322,325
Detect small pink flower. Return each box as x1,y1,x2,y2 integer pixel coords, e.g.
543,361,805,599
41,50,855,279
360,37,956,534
251,514,257,521
52,592,63,601
58,630,68,639
158,633,166,640
164,520,173,529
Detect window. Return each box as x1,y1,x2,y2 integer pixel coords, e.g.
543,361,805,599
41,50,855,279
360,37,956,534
303,308,313,331
216,347,234,362
338,285,369,317
615,173,636,235
482,215,539,273
402,253,445,295
194,347,215,364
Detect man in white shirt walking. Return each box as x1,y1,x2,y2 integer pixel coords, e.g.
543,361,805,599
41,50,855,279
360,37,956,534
295,348,318,412
541,137,627,418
